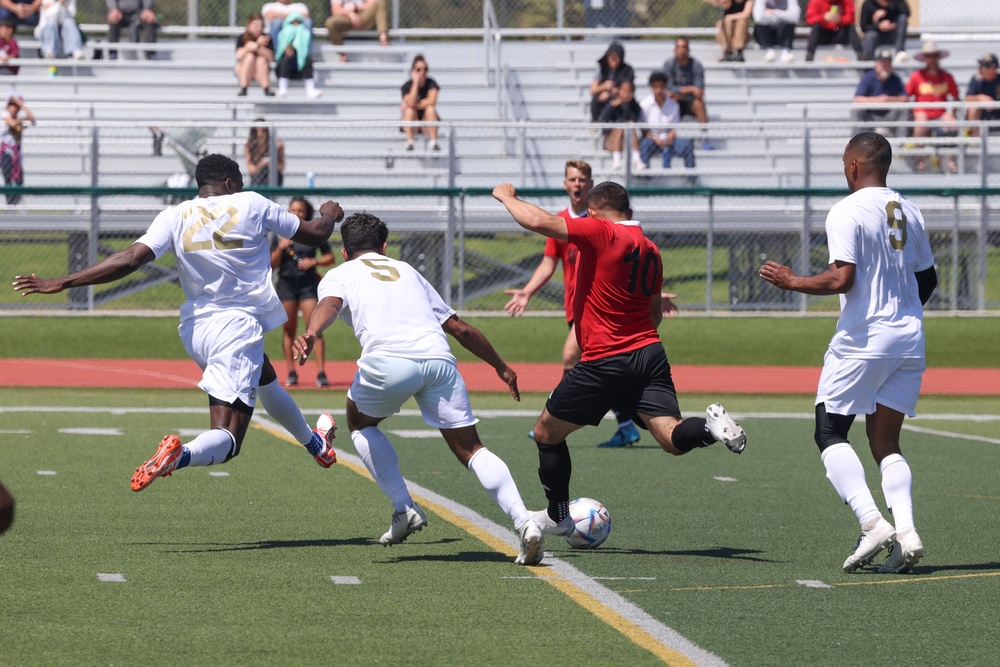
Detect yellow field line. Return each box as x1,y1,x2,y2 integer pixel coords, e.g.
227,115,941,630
253,422,698,667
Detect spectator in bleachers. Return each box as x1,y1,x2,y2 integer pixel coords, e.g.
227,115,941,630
965,53,1000,137
851,48,908,136
0,18,19,75
36,0,83,59
235,12,275,97
325,0,389,63
262,0,311,54
275,11,321,98
0,0,39,29
706,0,751,62
598,79,642,171
661,36,712,149
400,54,440,152
637,72,696,176
752,0,801,64
2,92,34,204
107,0,158,61
246,119,285,186
590,41,634,122
805,0,862,62
859,0,909,63
906,41,960,173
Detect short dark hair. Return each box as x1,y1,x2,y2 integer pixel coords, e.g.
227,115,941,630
0,18,15,29
289,196,314,219
649,71,668,87
847,131,892,171
341,212,388,256
586,181,630,214
195,154,242,189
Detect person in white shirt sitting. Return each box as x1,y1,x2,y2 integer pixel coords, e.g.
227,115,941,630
637,71,696,173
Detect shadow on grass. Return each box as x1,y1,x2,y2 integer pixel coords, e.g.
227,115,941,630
557,546,781,563
861,561,1000,576
384,549,512,564
135,537,377,552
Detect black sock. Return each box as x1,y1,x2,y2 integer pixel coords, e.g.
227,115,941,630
672,417,714,452
537,441,571,522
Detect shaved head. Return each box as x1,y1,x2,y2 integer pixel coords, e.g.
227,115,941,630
843,132,892,192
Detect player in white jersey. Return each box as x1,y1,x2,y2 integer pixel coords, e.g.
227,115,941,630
759,132,937,574
291,212,545,565
12,154,344,491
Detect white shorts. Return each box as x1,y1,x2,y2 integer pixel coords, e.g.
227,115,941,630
179,310,265,407
816,350,925,418
348,355,478,429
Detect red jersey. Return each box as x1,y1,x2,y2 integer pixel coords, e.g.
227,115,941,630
545,208,582,322
567,217,662,362
906,68,959,120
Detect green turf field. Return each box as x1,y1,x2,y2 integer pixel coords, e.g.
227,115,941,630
2,388,998,666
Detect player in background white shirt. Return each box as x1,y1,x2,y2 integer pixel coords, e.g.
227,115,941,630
760,132,937,574
292,212,544,565
13,154,344,491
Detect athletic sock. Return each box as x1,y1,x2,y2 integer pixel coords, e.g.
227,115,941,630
537,441,571,522
821,442,882,526
256,380,313,445
468,447,530,530
612,409,634,431
177,448,191,470
184,429,236,467
880,453,914,532
352,426,412,513
672,417,714,452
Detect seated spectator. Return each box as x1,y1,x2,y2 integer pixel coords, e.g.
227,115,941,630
36,0,82,59
637,72,696,175
965,53,1000,137
590,41,634,122
753,0,801,63
2,93,34,204
325,0,389,63
235,12,275,97
245,118,285,186
275,12,321,98
261,0,311,53
0,0,39,29
706,0,752,62
0,18,19,75
859,0,909,62
400,54,440,151
852,48,908,136
906,41,960,173
107,0,158,61
662,36,713,149
805,0,862,62
598,79,642,171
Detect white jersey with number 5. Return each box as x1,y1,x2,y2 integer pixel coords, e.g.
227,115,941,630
136,191,301,331
825,186,935,358
317,251,456,361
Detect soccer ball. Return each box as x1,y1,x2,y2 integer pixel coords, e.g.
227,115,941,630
564,497,612,549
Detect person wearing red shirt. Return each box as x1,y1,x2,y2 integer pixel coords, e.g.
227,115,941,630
805,0,863,62
493,180,747,536
905,40,960,173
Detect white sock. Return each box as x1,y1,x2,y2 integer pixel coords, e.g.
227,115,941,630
467,447,530,530
820,442,882,527
304,78,317,93
277,77,289,94
351,426,412,513
612,151,622,161
880,453,914,532
184,428,236,467
256,380,312,445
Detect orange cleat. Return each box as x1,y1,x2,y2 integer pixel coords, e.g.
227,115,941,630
131,435,183,492
313,412,337,468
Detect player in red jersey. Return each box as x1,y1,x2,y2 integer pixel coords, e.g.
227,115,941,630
493,180,748,535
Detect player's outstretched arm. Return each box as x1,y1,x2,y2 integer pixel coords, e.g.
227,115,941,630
661,292,679,319
441,315,520,401
504,255,559,316
12,242,155,296
292,201,344,246
493,183,569,240
294,295,344,365
758,259,856,295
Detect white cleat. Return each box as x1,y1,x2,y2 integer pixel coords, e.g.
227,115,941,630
706,403,747,454
379,504,428,546
529,508,574,537
515,520,544,566
878,528,924,574
843,517,896,572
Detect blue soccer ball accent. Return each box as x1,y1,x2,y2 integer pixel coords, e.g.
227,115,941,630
564,497,612,549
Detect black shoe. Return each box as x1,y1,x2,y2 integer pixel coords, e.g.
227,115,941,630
263,88,275,97
805,52,815,62
238,87,248,96
316,371,330,388
734,50,745,62
286,370,298,387
720,51,733,62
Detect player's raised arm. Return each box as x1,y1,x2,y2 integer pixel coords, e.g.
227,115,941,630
292,201,344,246
293,295,344,364
441,315,520,401
12,242,155,296
493,183,569,240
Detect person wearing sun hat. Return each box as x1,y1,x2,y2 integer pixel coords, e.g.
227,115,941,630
905,40,960,173
965,53,1000,137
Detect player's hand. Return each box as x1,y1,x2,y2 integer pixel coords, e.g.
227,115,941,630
661,292,679,318
758,260,796,290
320,201,345,223
12,274,64,296
277,237,294,249
297,258,317,270
497,362,520,402
492,183,516,202
292,332,316,365
503,289,529,316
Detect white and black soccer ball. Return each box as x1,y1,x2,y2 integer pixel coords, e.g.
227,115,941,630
564,497,611,549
